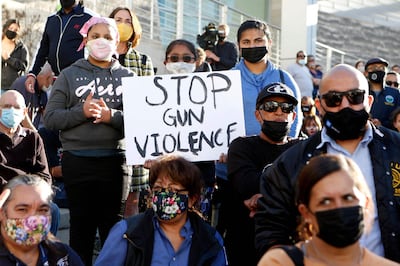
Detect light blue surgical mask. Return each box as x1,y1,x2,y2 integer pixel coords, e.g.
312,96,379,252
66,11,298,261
0,108,25,128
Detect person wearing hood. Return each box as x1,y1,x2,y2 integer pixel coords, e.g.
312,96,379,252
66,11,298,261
44,17,135,266
214,19,302,236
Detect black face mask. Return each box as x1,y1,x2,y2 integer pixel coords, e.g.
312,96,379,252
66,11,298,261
301,105,311,113
323,107,369,140
5,30,17,40
261,120,290,142
241,46,268,63
218,34,226,42
367,70,385,84
60,0,76,9
315,206,364,248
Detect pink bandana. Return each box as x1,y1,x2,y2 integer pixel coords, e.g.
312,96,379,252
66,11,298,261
77,17,119,51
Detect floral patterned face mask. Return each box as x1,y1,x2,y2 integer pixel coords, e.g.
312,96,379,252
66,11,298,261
4,215,50,246
152,190,189,220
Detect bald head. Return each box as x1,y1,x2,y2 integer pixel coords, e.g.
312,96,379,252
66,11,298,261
316,64,373,115
320,64,369,95
0,90,26,109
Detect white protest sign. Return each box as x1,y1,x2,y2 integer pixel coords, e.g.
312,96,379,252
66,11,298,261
122,70,245,165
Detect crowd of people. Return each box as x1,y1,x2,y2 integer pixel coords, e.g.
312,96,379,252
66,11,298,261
1,0,400,265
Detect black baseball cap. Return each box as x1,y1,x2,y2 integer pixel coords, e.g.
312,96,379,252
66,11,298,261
256,82,298,106
365,57,388,71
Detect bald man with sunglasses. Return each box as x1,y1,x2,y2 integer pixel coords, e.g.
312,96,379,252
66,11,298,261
254,64,400,263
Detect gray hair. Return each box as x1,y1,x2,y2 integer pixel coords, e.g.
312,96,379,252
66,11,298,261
3,175,53,206
38,62,53,76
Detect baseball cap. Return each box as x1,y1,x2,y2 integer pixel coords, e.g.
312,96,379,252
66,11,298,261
256,82,298,106
365,57,388,71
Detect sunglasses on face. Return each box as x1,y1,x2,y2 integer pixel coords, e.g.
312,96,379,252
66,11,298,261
320,89,365,107
386,81,399,87
259,101,294,113
167,55,195,63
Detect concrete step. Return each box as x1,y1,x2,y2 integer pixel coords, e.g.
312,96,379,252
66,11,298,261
57,208,70,244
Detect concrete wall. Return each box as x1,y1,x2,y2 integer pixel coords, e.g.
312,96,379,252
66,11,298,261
274,0,309,69
317,11,400,67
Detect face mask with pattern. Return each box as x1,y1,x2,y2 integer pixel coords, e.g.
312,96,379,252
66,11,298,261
152,190,188,220
4,215,51,246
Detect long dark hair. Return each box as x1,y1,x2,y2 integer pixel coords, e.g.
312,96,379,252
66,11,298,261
2,19,20,40
165,39,197,61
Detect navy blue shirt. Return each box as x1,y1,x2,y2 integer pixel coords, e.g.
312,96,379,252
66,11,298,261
370,86,400,129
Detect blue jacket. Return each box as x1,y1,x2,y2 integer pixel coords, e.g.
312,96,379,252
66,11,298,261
233,59,302,137
254,123,400,262
95,209,228,266
30,3,94,76
370,86,400,129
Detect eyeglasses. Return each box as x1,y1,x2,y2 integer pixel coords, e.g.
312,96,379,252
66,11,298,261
320,89,365,107
167,55,195,63
152,186,188,194
259,101,294,113
386,81,399,87
297,54,306,59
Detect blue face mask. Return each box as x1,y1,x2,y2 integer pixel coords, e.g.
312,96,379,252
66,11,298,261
0,108,25,128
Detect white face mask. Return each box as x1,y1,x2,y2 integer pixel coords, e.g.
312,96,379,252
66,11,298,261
42,85,52,92
165,62,196,74
86,38,116,62
298,59,307,66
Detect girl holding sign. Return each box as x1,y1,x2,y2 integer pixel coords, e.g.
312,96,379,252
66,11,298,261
44,17,134,265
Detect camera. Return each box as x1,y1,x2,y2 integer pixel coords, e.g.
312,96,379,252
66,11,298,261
197,22,218,51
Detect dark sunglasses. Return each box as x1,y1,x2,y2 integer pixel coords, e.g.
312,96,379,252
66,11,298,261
386,81,399,87
259,101,294,113
167,55,195,63
320,89,365,107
